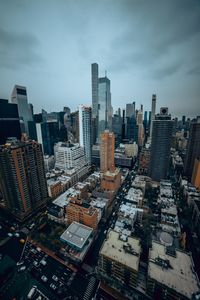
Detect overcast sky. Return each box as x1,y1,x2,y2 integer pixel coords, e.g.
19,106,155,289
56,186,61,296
0,0,200,117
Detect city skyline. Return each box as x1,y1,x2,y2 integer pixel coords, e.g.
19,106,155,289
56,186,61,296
0,0,200,117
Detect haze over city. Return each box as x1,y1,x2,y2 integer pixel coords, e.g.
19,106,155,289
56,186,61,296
0,0,200,117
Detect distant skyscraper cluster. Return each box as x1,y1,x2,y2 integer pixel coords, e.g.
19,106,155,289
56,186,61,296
0,61,199,224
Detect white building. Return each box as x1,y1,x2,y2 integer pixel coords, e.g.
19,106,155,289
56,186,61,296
79,105,92,165
54,142,86,171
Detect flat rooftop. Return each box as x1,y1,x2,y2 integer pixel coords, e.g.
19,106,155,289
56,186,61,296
148,241,200,298
60,221,93,250
53,188,80,207
100,230,140,272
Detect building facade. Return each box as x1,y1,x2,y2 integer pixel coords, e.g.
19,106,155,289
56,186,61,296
0,99,21,145
98,76,112,137
11,85,36,139
149,108,174,181
192,158,200,190
79,105,92,165
66,197,98,229
149,94,156,140
100,130,115,173
54,142,87,172
184,119,200,180
98,230,141,289
0,139,48,220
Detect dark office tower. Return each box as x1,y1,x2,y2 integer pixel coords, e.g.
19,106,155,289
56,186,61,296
126,102,135,118
149,107,174,181
11,85,36,139
0,139,48,220
91,63,99,119
98,76,112,137
70,110,79,143
150,94,156,139
117,107,121,117
148,111,151,130
112,114,122,144
0,99,21,145
184,118,200,180
36,121,59,155
121,109,126,140
63,106,71,115
126,116,138,142
182,115,186,126
143,111,148,133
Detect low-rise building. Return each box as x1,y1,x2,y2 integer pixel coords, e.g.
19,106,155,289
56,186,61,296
98,230,141,289
147,241,200,300
65,197,98,229
125,188,143,207
60,221,93,263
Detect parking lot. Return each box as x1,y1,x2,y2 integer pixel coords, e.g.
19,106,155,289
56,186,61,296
0,238,99,299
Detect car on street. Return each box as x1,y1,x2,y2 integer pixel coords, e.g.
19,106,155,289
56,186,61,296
52,275,58,281
41,275,48,282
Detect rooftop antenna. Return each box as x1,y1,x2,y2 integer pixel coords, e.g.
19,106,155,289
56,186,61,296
105,70,107,77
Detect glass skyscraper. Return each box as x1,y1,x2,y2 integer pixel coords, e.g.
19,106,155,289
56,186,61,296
98,76,112,138
149,107,174,181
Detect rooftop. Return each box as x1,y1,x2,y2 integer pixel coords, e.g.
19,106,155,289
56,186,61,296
60,221,93,250
148,241,200,298
53,188,80,207
100,230,140,271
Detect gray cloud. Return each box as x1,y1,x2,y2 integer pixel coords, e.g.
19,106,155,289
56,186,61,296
187,66,200,76
108,0,200,74
0,28,43,70
0,0,199,117
153,61,183,79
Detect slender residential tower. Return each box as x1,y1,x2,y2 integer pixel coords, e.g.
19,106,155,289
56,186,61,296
150,94,156,140
79,105,92,165
91,63,99,119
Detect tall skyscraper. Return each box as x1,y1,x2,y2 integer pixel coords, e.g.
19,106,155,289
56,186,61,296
112,113,122,144
121,109,126,140
70,110,79,143
98,76,112,137
149,107,174,181
0,99,21,145
0,139,48,220
91,63,99,144
100,130,121,192
126,116,138,142
184,118,200,180
100,130,115,173
143,110,148,135
137,109,144,147
11,85,36,139
36,120,59,155
150,94,156,139
126,102,135,118
79,105,92,165
91,63,99,119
